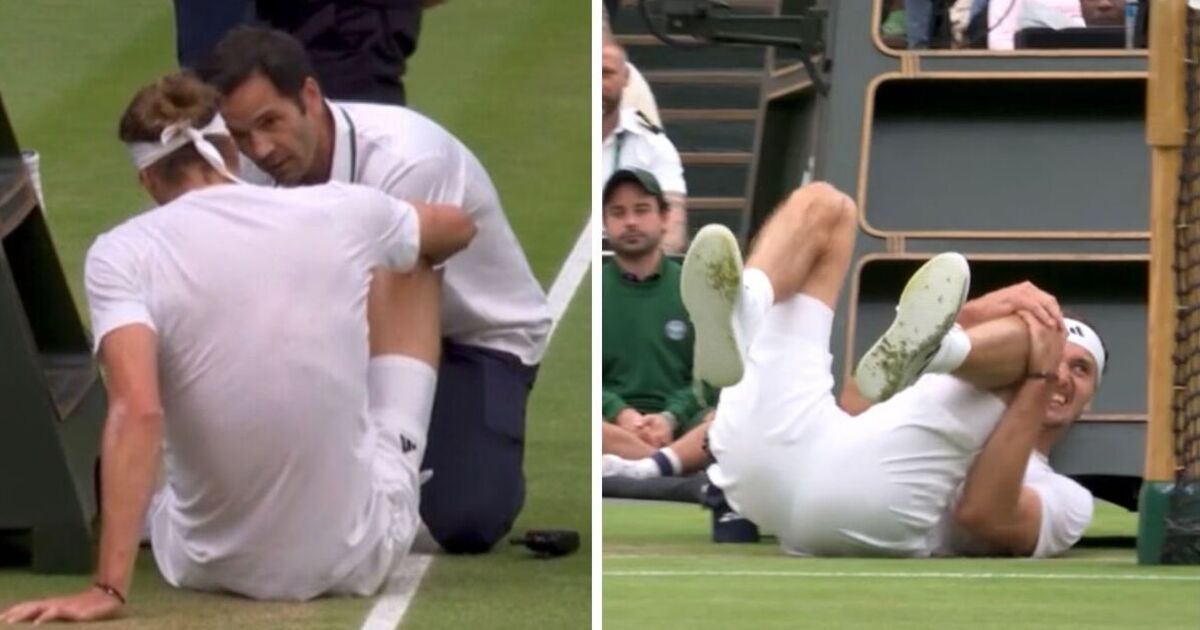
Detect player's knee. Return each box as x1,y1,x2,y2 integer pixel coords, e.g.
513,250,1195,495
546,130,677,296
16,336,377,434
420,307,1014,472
429,505,519,554
788,182,854,222
424,485,524,554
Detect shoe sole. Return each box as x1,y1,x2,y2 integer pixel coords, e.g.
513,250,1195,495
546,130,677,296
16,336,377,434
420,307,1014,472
853,253,970,402
681,224,745,388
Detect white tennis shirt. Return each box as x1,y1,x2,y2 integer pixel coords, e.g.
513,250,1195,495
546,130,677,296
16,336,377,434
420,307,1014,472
931,453,1095,558
85,182,421,599
600,106,687,195
314,100,550,365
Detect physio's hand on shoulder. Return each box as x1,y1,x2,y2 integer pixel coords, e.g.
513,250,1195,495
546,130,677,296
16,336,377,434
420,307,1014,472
1017,309,1066,377
0,588,123,625
962,281,1062,330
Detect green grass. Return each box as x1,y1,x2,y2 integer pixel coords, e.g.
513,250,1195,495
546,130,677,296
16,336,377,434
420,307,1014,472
0,1,589,628
604,500,1200,629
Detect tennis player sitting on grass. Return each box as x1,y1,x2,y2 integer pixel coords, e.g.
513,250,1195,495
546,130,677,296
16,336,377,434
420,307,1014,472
682,181,1099,558
0,72,475,623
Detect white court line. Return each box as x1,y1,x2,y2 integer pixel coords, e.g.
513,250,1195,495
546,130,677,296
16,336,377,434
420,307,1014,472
360,216,593,630
361,555,434,630
604,570,1200,582
545,214,594,337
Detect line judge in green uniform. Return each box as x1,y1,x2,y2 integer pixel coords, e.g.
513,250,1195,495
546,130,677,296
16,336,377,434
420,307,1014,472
602,169,715,479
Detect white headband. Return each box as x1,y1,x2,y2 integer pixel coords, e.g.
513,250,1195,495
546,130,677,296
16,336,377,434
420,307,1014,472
1064,317,1106,383
126,114,242,183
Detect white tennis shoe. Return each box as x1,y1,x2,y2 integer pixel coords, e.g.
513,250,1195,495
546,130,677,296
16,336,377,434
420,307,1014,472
681,224,746,388
853,252,971,403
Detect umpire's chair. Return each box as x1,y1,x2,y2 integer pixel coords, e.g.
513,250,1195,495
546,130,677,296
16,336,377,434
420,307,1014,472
0,92,106,573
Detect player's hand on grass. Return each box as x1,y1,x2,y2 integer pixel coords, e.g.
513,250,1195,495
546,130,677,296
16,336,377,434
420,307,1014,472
1017,309,1066,378
962,281,1062,330
0,587,123,624
636,414,674,448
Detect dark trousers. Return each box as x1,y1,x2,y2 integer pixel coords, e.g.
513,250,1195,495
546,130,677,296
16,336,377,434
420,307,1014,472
173,0,419,106
172,0,255,69
256,0,421,106
420,342,537,554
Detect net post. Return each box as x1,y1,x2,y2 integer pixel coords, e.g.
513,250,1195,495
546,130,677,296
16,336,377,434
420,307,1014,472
1140,0,1190,565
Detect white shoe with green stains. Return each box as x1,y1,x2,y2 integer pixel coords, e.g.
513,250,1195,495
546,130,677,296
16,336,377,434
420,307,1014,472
853,253,970,403
681,224,745,388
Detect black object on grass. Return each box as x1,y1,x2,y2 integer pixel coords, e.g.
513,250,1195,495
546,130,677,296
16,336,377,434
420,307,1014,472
510,529,580,558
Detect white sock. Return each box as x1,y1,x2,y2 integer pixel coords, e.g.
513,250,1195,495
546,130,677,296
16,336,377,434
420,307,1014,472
925,324,972,374
736,268,775,352
368,355,438,463
659,447,682,475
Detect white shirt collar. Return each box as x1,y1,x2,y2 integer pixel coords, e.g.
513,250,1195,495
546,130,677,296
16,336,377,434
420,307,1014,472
607,107,649,142
328,100,355,183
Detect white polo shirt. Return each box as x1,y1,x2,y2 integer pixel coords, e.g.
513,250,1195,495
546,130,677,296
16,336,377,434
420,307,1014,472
324,100,550,365
930,453,1095,558
85,182,421,600
601,106,687,195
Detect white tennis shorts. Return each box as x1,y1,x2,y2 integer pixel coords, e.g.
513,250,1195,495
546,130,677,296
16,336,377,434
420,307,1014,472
706,293,1007,557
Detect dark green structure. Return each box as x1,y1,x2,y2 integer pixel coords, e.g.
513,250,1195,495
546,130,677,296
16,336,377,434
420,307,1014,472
0,93,106,573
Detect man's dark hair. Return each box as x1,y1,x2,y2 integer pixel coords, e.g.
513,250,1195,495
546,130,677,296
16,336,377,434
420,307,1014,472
196,26,316,106
602,169,668,213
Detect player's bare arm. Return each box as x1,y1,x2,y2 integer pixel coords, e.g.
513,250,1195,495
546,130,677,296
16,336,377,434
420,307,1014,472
953,311,1065,556
0,325,162,624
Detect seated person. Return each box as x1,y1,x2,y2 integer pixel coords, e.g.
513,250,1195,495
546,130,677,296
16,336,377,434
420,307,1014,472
601,41,688,253
682,181,1097,557
990,0,1126,50
601,169,715,479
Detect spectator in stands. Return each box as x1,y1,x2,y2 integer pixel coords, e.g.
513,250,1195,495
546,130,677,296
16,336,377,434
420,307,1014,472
199,27,551,555
603,11,662,127
989,0,1127,50
602,169,715,478
174,0,444,105
900,0,987,49
602,41,689,254
879,0,908,49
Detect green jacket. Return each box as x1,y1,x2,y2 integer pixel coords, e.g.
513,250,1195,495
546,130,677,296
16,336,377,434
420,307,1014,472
601,256,713,433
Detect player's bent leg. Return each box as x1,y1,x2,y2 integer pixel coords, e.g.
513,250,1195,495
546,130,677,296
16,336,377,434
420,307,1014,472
682,182,856,388
368,267,441,364
420,343,535,554
744,181,856,306
707,291,846,537
952,314,1032,392
342,265,441,594
853,253,971,403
